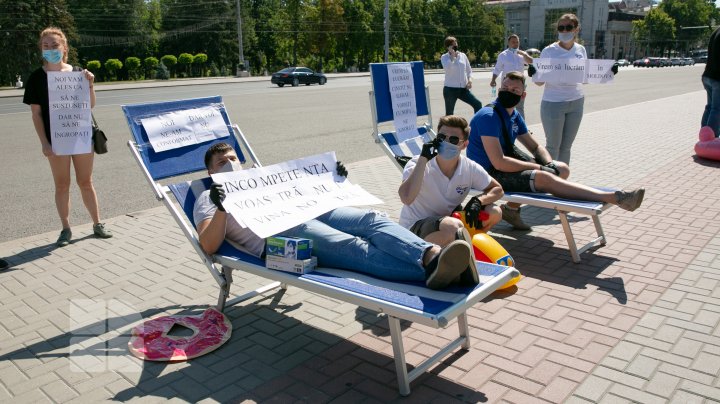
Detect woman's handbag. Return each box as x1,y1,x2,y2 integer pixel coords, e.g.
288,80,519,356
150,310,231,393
92,114,108,154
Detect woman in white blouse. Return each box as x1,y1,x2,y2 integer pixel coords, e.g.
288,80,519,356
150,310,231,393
533,14,587,165
441,36,483,116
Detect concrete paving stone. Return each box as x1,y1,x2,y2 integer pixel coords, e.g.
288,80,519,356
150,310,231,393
668,389,705,404
657,362,716,385
678,379,720,402
9,387,53,403
538,376,577,403
577,341,613,363
666,317,715,334
599,356,629,371
694,309,720,328
40,379,79,403
653,324,685,345
608,383,666,404
592,366,648,390
525,360,563,385
493,370,545,396
482,354,532,377
535,337,581,358
690,351,720,376
670,336,704,359
624,354,660,380
7,371,62,396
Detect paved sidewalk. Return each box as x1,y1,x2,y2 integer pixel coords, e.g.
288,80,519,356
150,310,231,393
1,90,719,403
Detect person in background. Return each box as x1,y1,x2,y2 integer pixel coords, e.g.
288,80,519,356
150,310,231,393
702,25,720,137
23,27,112,247
441,36,483,116
490,34,534,119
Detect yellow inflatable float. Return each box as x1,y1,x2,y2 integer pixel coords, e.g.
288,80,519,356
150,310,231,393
452,212,522,289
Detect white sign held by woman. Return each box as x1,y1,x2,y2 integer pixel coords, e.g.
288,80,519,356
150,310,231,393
47,72,92,155
531,58,616,84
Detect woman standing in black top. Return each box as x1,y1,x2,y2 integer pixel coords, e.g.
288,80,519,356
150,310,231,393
23,27,112,247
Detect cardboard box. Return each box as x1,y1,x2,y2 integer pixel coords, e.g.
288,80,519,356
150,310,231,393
265,236,313,260
265,255,317,274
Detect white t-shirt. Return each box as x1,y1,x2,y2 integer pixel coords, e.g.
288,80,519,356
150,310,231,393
493,49,526,81
441,51,473,89
539,42,587,102
399,155,492,228
193,190,266,257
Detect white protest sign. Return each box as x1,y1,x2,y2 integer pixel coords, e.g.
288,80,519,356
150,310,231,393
211,152,383,238
531,58,616,84
47,72,92,155
141,106,230,152
387,63,419,143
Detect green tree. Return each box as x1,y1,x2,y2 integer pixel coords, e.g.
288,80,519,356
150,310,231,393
125,56,141,80
144,56,159,79
633,8,676,56
193,53,208,77
104,58,123,80
659,0,718,53
177,52,193,77
0,0,77,86
160,54,177,77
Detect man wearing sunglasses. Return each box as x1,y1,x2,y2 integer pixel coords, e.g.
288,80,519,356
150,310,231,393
466,71,644,230
398,115,504,251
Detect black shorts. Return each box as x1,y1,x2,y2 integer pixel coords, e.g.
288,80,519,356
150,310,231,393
409,216,444,238
489,147,539,193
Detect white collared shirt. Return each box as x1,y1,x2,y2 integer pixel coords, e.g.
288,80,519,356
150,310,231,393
493,48,526,80
441,51,473,88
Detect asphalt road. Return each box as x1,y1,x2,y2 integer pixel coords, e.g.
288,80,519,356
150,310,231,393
0,65,706,243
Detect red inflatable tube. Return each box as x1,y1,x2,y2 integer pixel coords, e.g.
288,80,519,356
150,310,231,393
128,308,232,361
695,126,720,161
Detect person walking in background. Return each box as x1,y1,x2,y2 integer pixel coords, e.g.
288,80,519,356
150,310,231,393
702,25,720,137
531,13,587,165
22,27,112,247
441,36,483,116
490,34,534,119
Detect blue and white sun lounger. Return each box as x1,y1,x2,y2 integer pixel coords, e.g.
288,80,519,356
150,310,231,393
124,96,519,395
368,64,610,263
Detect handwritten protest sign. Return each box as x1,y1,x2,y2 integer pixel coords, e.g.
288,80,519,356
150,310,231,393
387,63,419,143
47,72,92,155
531,59,616,84
211,152,383,238
141,106,230,152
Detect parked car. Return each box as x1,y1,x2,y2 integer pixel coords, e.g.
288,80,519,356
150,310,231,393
616,59,630,67
271,67,327,87
632,58,645,67
684,57,695,66
670,58,683,66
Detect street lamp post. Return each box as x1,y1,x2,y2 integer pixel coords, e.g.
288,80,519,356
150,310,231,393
384,0,389,62
236,0,247,76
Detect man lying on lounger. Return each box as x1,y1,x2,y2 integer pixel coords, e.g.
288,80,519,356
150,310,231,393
466,71,645,230
194,142,478,289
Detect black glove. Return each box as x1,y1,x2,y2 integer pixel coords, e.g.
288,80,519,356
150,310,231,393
528,64,537,77
420,138,439,161
336,161,348,178
463,196,484,229
540,161,560,176
611,63,619,75
209,182,226,212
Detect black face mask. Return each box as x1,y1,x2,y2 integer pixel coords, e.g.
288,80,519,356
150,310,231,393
497,90,521,108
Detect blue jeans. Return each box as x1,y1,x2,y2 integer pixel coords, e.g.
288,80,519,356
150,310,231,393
540,97,585,164
443,86,483,116
702,76,720,137
280,207,431,281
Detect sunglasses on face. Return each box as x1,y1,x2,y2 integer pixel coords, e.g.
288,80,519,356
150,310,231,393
557,24,575,32
437,133,462,145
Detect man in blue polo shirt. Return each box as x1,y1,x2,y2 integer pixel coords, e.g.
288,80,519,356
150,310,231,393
466,71,645,230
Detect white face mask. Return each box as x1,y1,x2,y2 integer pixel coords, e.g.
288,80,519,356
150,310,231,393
558,32,575,44
508,47,518,53
217,159,242,173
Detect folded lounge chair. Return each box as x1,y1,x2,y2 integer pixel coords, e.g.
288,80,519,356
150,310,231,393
124,95,519,395
369,62,610,263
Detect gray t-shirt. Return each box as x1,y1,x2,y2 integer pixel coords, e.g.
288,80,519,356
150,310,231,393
193,189,266,257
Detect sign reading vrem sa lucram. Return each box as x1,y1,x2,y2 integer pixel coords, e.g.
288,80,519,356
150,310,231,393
387,63,419,143
531,59,616,84
141,106,230,153
47,72,92,156
211,152,383,238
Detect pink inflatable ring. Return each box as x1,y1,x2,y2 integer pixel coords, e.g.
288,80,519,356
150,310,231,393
695,126,720,161
129,308,232,361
